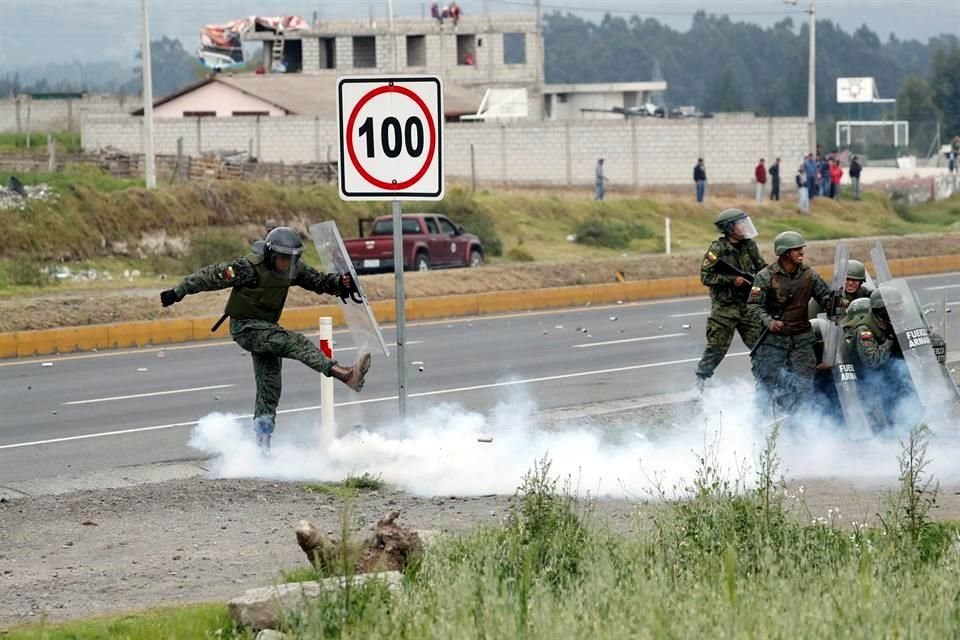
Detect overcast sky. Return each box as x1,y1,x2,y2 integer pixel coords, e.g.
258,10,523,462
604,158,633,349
2,0,959,70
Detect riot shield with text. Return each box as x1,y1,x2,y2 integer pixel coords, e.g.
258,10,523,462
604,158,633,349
821,318,873,439
309,221,390,358
876,279,959,427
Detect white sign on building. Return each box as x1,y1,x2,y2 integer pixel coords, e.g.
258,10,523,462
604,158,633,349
836,77,877,104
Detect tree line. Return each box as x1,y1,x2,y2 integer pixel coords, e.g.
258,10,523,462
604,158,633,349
543,11,960,136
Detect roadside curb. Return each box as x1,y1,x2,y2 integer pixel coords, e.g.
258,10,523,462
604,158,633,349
2,253,959,359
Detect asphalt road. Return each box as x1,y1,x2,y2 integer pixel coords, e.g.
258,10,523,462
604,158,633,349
1,272,957,484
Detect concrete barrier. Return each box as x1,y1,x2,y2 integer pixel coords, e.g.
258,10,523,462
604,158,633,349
2,254,959,359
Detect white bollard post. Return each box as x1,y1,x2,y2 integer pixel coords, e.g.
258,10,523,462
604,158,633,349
318,317,335,444
665,217,672,255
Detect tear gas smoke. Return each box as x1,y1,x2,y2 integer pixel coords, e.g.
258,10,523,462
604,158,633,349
188,380,960,497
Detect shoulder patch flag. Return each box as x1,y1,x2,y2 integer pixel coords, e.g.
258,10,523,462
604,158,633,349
702,250,718,268
858,329,873,342
223,265,236,281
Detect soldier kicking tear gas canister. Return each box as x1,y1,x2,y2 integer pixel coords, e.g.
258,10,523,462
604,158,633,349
160,226,372,451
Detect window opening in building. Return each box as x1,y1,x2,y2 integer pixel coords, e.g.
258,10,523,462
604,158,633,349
319,37,336,69
183,111,216,117
457,34,476,66
232,111,270,117
406,35,426,67
353,36,377,68
503,33,526,64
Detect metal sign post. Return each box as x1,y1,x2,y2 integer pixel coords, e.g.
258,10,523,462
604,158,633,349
337,75,444,420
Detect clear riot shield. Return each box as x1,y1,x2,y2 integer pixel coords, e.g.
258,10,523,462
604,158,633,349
820,316,873,439
309,221,390,359
921,294,948,367
878,279,959,427
870,240,893,284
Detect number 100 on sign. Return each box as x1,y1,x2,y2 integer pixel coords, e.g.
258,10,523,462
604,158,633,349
337,76,444,200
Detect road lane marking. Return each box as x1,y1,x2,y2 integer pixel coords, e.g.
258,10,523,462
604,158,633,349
61,384,236,406
0,352,748,450
668,311,709,318
925,284,960,291
0,339,421,368
572,334,686,348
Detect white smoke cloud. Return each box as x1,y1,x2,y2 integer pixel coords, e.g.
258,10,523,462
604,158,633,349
188,379,960,498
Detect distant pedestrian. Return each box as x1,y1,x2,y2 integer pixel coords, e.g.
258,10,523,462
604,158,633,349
829,159,843,199
431,2,443,23
595,158,608,201
849,155,862,200
796,168,809,213
694,158,707,203
754,158,767,202
803,153,817,200
769,157,781,201
449,1,461,26
819,154,831,197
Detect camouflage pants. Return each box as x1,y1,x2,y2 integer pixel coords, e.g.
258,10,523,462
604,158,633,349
751,330,816,417
231,319,337,420
696,304,761,379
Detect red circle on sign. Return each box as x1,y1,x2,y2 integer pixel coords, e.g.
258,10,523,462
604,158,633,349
345,84,437,191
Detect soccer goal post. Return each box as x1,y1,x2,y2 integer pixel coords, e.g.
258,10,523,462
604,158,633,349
836,120,909,149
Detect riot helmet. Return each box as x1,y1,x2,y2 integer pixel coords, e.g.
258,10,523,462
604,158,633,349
263,226,303,280
714,208,758,241
774,231,806,257
869,287,903,327
843,297,873,330
846,259,866,281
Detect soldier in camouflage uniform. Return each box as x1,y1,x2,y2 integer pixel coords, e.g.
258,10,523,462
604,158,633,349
160,226,371,450
695,208,767,389
747,231,835,417
808,258,873,318
844,287,947,430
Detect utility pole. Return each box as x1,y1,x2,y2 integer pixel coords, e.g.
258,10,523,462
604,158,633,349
807,0,817,153
387,0,398,71
785,0,816,153
140,0,156,189
534,0,542,88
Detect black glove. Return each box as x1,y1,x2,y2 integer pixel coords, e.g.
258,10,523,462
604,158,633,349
160,288,182,307
338,273,359,302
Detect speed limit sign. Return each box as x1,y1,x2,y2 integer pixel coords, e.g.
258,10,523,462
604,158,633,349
337,75,444,200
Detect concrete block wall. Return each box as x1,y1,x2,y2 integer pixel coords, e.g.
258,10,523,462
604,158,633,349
82,114,808,186
0,95,140,133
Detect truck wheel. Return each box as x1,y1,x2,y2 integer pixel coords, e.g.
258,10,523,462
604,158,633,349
469,249,483,267
415,253,430,272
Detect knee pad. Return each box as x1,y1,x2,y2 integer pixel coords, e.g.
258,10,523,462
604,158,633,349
253,415,275,435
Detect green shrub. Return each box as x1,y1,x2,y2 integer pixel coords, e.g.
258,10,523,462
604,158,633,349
506,245,535,262
2,259,56,287
422,188,503,256
185,230,249,272
574,215,653,249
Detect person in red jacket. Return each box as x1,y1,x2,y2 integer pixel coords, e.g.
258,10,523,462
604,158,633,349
754,158,767,203
829,159,844,199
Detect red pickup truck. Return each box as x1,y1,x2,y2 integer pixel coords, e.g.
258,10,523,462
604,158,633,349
343,214,485,274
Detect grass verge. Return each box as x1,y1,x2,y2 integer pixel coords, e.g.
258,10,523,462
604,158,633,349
5,427,958,638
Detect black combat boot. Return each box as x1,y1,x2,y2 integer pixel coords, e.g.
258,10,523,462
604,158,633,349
329,352,372,392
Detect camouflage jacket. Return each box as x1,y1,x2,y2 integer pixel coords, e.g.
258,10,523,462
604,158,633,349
748,260,832,335
173,256,344,301
700,237,766,306
851,320,947,368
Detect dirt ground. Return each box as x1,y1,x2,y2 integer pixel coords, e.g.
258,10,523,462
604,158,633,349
2,233,959,333
2,468,959,628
